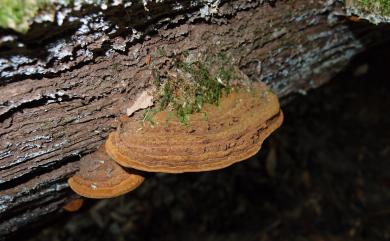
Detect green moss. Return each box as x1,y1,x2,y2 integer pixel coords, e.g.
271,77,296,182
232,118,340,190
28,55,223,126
145,53,240,125
0,0,51,32
142,108,158,126
0,0,110,33
355,0,390,16
156,47,167,57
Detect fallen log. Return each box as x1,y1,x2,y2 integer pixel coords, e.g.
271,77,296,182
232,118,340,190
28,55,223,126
1,0,390,239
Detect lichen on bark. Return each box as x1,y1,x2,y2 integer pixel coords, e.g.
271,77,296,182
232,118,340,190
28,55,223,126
357,0,390,15
346,0,390,24
0,0,223,33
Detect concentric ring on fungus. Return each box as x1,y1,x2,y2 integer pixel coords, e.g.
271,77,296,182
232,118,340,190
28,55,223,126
105,83,283,173
68,146,144,199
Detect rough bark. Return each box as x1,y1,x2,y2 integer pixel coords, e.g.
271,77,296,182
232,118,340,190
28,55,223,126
0,0,390,239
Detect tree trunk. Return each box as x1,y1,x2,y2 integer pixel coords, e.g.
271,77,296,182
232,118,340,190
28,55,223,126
0,0,389,239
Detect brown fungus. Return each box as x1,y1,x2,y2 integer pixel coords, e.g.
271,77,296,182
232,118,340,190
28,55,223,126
63,198,84,212
105,83,283,173
68,146,144,199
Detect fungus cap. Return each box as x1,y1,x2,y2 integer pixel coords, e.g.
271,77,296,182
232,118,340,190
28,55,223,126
106,83,283,173
68,146,144,199
63,198,84,212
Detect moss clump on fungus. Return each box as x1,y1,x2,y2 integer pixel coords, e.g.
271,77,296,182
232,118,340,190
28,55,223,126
145,53,240,125
106,82,283,173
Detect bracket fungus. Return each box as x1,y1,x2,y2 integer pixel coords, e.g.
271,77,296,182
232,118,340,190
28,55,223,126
68,146,144,199
105,83,283,173
63,198,84,212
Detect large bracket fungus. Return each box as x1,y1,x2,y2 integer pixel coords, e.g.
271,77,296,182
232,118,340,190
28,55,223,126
105,83,283,173
69,58,283,198
68,146,144,199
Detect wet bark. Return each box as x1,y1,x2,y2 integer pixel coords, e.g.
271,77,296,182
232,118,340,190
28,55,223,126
0,0,389,239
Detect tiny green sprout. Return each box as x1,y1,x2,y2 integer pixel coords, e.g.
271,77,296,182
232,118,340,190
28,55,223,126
181,50,190,58
153,71,162,87
159,80,174,110
217,67,232,95
142,108,157,126
164,112,175,127
157,47,167,57
202,112,208,121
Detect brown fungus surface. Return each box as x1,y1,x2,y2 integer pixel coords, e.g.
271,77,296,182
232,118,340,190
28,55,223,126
105,83,283,173
68,146,144,199
63,198,84,212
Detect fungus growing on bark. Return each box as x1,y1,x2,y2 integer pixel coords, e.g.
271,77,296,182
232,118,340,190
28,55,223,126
68,146,144,199
63,198,84,212
105,83,283,173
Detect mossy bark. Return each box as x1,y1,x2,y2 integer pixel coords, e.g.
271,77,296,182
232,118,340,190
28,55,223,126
1,0,390,239
346,0,390,23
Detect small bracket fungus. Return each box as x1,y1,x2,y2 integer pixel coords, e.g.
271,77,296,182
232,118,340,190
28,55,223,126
68,146,144,199
105,83,283,173
63,198,84,212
